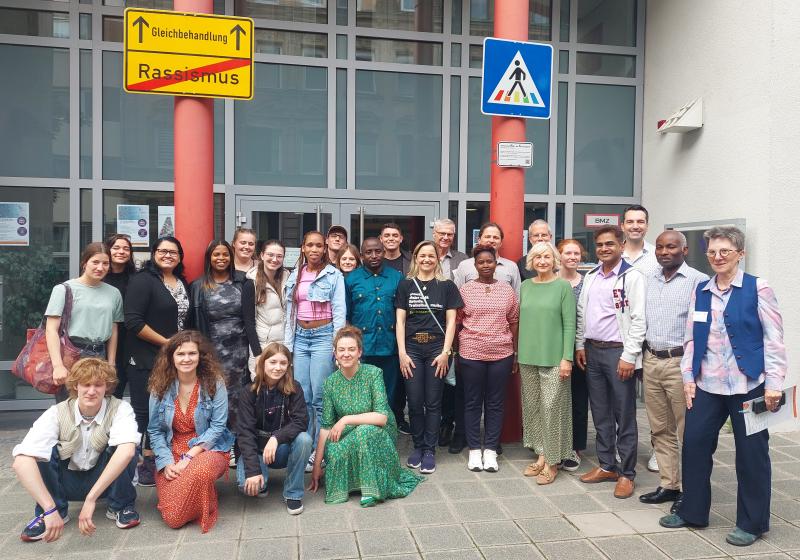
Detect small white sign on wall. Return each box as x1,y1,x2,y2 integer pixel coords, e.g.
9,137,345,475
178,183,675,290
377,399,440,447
497,142,533,167
584,214,620,228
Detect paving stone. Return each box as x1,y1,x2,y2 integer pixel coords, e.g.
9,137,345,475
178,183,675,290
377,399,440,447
479,543,544,559
119,516,184,548
616,508,681,533
772,500,800,522
401,482,447,504
695,527,781,556
535,538,606,560
764,523,800,551
52,521,128,554
0,513,24,535
422,550,482,560
516,517,582,542
566,512,637,537
363,555,421,560
483,477,538,498
111,545,179,560
241,508,298,539
411,524,473,552
298,509,352,535
299,532,358,560
440,481,490,501
547,493,608,514
773,480,800,499
499,496,561,519
401,502,456,526
590,489,664,511
731,555,792,560
350,502,406,530
591,535,669,560
464,520,528,546
643,530,725,560
451,499,509,523
356,528,417,557
173,540,239,560
239,537,297,560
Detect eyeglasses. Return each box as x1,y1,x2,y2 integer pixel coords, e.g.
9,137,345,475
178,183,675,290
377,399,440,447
434,231,454,237
155,249,179,257
263,252,284,260
705,248,738,259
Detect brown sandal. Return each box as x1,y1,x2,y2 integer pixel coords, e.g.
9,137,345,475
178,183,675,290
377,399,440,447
524,462,545,477
536,466,558,485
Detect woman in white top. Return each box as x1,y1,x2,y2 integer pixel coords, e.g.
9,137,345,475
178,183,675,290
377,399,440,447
243,240,289,378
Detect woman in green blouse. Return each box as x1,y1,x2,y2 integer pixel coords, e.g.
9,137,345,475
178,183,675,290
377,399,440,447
307,326,423,507
518,242,577,485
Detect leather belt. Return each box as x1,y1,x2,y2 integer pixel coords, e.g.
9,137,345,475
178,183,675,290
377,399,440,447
586,339,624,349
645,344,684,359
410,332,440,344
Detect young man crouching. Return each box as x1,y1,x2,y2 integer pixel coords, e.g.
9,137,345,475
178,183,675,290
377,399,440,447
12,358,141,542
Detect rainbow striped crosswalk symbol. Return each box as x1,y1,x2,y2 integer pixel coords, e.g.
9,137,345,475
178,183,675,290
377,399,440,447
488,52,545,108
481,38,552,119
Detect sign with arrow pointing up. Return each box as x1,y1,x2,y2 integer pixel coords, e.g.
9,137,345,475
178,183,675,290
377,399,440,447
123,8,254,99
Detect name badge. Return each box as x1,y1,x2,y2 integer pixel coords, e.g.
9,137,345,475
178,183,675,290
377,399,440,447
693,311,709,323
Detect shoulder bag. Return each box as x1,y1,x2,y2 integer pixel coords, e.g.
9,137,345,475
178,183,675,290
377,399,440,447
412,278,457,386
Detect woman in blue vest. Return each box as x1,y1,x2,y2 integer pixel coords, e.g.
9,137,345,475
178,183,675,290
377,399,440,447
659,226,787,548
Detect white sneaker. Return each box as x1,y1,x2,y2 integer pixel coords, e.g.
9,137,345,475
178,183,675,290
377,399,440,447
467,449,483,472
305,451,315,473
647,450,659,472
482,449,499,473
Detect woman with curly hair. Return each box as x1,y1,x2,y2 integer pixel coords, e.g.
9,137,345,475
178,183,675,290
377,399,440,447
147,331,234,533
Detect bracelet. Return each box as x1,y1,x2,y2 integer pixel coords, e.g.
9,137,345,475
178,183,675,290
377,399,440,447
26,506,59,529
180,453,193,462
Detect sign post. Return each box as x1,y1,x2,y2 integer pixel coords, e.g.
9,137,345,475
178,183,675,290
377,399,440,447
124,4,254,281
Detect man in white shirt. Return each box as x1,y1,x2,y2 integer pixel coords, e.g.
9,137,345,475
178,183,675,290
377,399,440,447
12,358,141,543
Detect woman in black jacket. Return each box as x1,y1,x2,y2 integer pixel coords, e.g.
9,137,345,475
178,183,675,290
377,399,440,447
104,233,136,398
236,342,311,515
124,236,189,486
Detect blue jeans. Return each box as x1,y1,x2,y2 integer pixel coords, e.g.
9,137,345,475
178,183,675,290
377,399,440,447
235,433,312,500
36,446,137,518
292,323,335,446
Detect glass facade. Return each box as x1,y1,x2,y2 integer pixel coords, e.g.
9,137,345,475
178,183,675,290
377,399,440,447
0,0,643,406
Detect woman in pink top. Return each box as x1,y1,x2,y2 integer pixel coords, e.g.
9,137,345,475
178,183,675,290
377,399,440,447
456,245,519,473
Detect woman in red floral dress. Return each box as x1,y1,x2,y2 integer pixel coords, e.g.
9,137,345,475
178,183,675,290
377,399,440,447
147,331,234,532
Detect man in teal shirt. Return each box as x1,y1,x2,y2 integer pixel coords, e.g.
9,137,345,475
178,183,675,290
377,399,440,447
345,237,404,426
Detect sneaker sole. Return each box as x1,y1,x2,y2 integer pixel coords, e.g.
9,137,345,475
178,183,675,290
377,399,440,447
468,465,483,472
483,466,498,473
407,461,422,469
560,463,580,472
136,481,156,487
287,505,304,515
105,510,140,529
419,467,436,474
21,515,71,541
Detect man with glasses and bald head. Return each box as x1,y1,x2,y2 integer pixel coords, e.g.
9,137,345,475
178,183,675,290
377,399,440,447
519,220,552,280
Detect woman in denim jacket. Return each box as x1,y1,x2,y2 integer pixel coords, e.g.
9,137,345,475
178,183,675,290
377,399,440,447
147,331,234,533
284,231,346,471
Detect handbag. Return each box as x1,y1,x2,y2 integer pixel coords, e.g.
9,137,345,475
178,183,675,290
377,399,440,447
412,278,457,386
11,283,81,394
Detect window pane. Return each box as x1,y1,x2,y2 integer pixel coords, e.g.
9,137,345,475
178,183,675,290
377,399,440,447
0,45,69,178
452,0,462,34
80,188,93,248
0,8,69,38
449,76,461,192
79,13,92,40
235,63,328,187
336,68,347,188
0,188,69,372
102,52,224,183
465,201,544,254
235,0,327,23
336,34,347,59
337,0,348,25
357,0,443,32
255,29,327,57
104,0,225,11
467,77,549,194
102,16,123,41
356,71,442,191
558,50,569,73
574,83,634,196
577,0,636,47
576,52,635,77
572,203,629,262
555,202,565,244
355,38,443,66
559,0,570,41
556,82,568,195
468,45,482,68
80,50,92,179
470,0,552,41
451,43,461,67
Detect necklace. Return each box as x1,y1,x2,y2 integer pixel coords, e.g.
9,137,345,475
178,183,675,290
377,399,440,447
417,278,433,291
81,413,96,422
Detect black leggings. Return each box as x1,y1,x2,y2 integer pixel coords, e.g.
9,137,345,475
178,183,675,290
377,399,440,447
127,364,152,449
571,362,589,451
459,355,513,451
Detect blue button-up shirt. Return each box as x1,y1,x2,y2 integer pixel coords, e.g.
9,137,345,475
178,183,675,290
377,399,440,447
345,264,403,356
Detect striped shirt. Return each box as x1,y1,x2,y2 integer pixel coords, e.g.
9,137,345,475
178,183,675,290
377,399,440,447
680,269,787,394
624,241,660,278
645,262,709,351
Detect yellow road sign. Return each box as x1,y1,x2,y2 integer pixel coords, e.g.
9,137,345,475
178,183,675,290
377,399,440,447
123,8,254,100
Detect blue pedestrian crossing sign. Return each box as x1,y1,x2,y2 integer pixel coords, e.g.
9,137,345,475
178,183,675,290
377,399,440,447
481,37,553,119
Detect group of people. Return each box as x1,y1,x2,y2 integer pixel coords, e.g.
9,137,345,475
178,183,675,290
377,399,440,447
11,207,787,550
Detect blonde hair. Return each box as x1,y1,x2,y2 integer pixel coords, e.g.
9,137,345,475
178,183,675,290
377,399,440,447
253,342,296,396
526,241,561,272
66,358,118,398
407,240,445,280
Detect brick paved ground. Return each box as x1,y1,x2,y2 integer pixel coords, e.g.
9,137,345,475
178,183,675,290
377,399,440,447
1,407,799,559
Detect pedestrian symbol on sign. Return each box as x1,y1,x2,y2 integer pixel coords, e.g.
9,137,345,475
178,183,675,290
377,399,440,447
488,51,545,108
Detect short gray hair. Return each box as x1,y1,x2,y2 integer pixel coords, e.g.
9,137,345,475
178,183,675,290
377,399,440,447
660,229,688,249
703,226,745,251
528,219,552,235
433,218,456,231
525,242,560,271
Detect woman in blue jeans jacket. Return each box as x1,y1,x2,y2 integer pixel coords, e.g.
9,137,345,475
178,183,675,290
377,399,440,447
284,230,346,470
147,331,234,532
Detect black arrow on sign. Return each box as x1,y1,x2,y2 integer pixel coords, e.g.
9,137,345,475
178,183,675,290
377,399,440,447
230,24,246,51
132,16,149,43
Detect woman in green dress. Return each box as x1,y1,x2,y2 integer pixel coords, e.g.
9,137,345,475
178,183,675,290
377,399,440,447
307,326,423,507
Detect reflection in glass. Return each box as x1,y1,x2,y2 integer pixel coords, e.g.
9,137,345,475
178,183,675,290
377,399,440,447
102,16,123,41
468,45,482,68
0,45,69,178
337,0,348,25
467,78,549,194
558,50,569,73
235,0,327,24
255,29,327,57
469,0,552,41
356,0,443,32
80,189,92,249
355,37,443,66
560,0,570,41
355,71,442,191
336,34,347,59
451,43,461,67
103,0,225,12
253,211,331,252
102,52,224,182
79,13,92,40
556,82,567,195
465,201,547,255
349,214,425,251
0,8,70,38
449,76,461,193
574,83,635,196
80,50,92,179
336,69,347,188
571,203,629,262
576,52,635,77
235,63,328,187
577,0,636,47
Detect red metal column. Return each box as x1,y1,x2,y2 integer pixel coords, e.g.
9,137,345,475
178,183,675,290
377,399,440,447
173,0,214,282
492,0,528,443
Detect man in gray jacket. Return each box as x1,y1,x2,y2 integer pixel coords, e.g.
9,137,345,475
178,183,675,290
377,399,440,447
575,225,646,499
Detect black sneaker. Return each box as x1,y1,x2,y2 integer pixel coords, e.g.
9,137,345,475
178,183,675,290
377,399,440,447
137,455,156,487
407,448,423,469
397,419,411,435
286,499,304,515
560,450,581,472
106,506,140,529
20,514,70,542
420,451,436,474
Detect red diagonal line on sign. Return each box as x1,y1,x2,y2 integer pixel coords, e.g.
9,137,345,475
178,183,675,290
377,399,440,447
128,57,250,91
